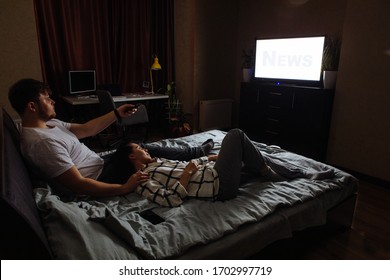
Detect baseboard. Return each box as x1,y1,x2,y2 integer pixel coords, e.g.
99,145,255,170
331,165,389,189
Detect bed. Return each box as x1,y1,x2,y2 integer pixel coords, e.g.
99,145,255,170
0,107,358,259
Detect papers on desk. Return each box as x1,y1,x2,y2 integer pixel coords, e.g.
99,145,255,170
123,93,162,98
120,93,168,100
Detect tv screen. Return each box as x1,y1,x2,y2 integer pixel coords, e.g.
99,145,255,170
69,70,96,95
254,36,325,85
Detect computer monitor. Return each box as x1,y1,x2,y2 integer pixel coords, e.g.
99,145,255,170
69,70,96,95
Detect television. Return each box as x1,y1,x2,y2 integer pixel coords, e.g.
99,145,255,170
254,36,325,86
68,70,96,95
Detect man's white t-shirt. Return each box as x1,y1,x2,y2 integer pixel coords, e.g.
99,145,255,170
20,119,104,180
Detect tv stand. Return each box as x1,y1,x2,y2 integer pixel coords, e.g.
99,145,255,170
239,82,334,161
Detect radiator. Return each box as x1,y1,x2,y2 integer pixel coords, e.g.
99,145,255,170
199,99,233,131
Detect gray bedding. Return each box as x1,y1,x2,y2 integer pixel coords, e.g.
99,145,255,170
34,130,358,259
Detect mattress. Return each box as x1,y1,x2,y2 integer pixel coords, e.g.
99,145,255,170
34,130,358,259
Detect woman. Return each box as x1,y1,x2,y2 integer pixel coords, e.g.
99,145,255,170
112,129,285,207
99,139,214,184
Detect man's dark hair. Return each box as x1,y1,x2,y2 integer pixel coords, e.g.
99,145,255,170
8,78,51,115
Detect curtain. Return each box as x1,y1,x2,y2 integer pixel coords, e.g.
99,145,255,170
150,0,175,93
34,0,174,100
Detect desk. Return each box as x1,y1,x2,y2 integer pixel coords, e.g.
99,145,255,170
60,93,169,134
62,93,168,105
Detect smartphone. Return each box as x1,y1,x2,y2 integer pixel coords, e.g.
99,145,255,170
139,209,165,225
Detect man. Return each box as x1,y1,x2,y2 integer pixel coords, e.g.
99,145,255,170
8,78,213,197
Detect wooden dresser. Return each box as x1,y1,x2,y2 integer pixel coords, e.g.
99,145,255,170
239,82,334,161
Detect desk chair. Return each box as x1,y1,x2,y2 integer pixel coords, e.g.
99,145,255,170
96,90,149,149
97,84,122,96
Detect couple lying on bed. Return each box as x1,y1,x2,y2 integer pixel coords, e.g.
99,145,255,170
8,78,329,207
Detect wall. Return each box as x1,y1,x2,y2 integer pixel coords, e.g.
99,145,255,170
327,0,390,181
174,0,196,123
0,0,42,118
174,0,238,130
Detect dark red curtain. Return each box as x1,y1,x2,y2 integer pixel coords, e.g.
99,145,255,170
34,0,174,99
150,0,175,94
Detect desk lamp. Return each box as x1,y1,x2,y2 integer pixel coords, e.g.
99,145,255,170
149,55,162,94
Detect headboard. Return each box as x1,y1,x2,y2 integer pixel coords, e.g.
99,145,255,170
0,108,52,259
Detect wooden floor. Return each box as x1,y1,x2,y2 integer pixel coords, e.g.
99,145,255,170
251,180,390,259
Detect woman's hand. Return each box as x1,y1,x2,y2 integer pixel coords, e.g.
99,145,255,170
179,161,198,189
207,154,218,161
184,161,199,175
123,171,149,192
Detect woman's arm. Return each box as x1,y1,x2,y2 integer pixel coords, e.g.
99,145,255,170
138,178,189,207
179,161,198,188
138,161,202,207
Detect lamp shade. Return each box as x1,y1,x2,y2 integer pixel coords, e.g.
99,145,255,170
150,56,162,70
149,55,162,94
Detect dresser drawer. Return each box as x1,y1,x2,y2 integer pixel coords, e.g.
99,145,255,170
262,104,289,120
263,116,285,131
261,89,293,108
259,89,293,121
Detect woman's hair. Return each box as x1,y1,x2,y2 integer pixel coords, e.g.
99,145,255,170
8,78,51,115
108,143,137,184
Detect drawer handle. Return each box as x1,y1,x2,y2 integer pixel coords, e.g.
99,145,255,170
268,92,282,96
267,118,279,123
266,130,279,135
267,105,281,109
